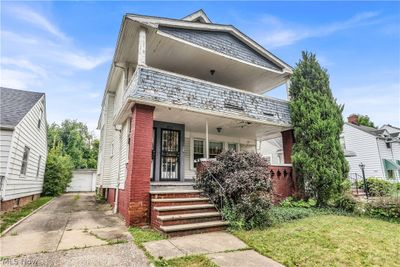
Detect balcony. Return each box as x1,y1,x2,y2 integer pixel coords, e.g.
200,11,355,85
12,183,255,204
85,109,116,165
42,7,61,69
125,66,291,126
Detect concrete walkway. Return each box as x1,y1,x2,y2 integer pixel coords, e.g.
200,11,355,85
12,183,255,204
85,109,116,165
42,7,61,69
143,231,284,266
0,193,149,267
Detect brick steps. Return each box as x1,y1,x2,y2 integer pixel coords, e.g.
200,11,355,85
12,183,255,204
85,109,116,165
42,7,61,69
150,190,228,236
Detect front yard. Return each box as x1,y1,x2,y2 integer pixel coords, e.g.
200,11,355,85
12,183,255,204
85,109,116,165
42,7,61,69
234,214,400,267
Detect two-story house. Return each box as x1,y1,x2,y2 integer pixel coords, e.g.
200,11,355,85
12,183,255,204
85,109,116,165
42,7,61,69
342,115,400,180
0,87,48,211
96,10,295,235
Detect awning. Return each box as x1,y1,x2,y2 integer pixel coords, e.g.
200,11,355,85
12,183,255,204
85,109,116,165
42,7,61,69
383,159,400,170
344,150,357,157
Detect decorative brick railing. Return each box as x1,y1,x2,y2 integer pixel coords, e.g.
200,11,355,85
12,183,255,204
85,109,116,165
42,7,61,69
125,66,291,126
268,164,296,202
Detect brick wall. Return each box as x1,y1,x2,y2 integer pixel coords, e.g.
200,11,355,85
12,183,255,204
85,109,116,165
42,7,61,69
107,188,115,207
1,193,41,212
269,165,297,202
119,104,154,226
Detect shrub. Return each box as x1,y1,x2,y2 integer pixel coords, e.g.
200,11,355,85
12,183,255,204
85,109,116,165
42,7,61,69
196,151,272,229
265,207,319,226
364,198,400,222
280,197,317,208
360,178,394,197
334,193,357,213
43,148,74,196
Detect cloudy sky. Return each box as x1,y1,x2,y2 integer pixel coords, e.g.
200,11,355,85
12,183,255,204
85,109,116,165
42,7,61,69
1,1,399,134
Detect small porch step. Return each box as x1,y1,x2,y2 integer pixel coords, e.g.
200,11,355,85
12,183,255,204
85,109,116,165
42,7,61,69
150,191,228,236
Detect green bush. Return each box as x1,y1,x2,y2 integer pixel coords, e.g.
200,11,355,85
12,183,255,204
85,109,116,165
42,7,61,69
364,198,400,222
280,197,317,208
334,193,357,213
360,178,394,197
43,148,74,196
196,151,272,229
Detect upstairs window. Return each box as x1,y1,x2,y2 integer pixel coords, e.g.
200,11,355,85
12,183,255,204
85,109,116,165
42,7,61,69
38,108,43,129
20,146,30,175
386,142,391,149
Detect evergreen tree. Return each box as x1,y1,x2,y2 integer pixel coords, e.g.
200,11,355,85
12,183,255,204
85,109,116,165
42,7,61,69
356,114,376,128
289,51,349,206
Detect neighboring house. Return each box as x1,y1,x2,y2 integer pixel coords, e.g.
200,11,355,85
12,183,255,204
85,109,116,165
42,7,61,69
96,10,295,234
342,115,400,180
0,87,48,211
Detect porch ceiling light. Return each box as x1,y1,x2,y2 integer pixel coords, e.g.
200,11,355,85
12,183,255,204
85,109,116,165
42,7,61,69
217,127,222,133
210,69,215,75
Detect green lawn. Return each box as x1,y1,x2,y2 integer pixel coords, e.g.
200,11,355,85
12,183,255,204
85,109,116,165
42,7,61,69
234,215,400,267
0,196,53,233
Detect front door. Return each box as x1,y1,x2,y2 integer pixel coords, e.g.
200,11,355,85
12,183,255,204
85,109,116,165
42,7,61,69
160,129,180,181
152,121,185,182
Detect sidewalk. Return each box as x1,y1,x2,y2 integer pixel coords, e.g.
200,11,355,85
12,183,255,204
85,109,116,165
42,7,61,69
143,231,284,267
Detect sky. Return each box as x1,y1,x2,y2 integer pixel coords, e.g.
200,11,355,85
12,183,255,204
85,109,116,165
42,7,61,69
1,1,399,134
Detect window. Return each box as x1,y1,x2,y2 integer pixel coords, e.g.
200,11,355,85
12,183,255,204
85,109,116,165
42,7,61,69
36,156,42,177
386,142,391,149
228,143,238,152
20,146,30,175
209,142,223,158
340,136,346,149
387,170,394,179
37,108,43,129
110,142,114,157
193,139,205,167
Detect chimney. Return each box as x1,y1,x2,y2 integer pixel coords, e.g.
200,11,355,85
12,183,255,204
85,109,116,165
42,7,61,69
348,114,359,125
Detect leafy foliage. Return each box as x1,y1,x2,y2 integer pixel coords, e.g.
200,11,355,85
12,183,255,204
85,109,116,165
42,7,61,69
365,198,400,221
43,148,74,196
47,120,98,169
334,193,357,212
360,177,394,197
196,151,272,229
280,197,317,208
289,51,349,206
356,114,376,128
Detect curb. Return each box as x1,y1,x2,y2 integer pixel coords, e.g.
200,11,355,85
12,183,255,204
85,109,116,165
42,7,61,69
1,197,56,237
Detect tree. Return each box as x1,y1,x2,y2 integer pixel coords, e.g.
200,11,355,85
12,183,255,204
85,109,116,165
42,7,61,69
43,147,74,196
47,120,99,169
357,114,376,128
289,51,349,206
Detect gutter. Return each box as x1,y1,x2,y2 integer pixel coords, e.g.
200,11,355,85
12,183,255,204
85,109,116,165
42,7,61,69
113,124,123,214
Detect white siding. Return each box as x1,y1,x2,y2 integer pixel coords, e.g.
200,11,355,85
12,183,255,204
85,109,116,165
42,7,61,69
343,124,384,178
260,138,283,164
98,94,115,188
2,97,48,201
118,119,129,189
0,130,13,176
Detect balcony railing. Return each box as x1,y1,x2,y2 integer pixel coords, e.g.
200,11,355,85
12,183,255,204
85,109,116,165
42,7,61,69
125,66,291,125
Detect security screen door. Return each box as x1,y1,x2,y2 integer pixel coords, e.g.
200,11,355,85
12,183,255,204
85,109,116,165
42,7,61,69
160,129,180,180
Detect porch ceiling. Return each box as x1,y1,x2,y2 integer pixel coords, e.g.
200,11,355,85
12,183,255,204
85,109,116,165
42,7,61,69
154,106,289,140
114,20,289,94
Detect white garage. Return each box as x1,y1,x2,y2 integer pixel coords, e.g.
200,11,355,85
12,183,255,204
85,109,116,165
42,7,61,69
66,169,97,192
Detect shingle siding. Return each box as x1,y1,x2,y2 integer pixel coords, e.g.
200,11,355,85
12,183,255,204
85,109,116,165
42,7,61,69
159,26,282,71
128,67,291,125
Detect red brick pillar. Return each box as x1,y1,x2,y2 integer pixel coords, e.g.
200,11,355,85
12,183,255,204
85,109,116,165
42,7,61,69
281,129,294,164
124,104,154,226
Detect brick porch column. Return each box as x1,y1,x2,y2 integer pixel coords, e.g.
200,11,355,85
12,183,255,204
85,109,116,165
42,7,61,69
125,104,154,226
281,129,295,164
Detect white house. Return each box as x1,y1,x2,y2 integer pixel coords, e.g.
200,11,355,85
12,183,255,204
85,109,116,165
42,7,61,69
96,10,296,234
0,87,48,211
342,115,400,180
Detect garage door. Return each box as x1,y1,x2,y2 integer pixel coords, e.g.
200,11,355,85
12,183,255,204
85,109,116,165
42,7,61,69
67,170,96,192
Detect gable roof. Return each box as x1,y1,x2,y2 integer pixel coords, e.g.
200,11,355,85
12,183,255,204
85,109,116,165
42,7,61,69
0,87,44,129
182,9,211,23
345,122,386,137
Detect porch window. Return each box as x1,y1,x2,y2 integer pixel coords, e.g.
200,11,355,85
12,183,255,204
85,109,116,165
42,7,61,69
193,139,205,168
209,141,223,158
228,143,238,152
20,146,30,175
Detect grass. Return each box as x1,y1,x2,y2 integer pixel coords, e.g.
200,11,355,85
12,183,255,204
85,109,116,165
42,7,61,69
156,255,218,267
0,196,53,233
233,214,400,267
128,227,216,267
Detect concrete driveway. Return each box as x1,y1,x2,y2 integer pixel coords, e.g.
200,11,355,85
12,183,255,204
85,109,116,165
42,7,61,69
0,193,149,267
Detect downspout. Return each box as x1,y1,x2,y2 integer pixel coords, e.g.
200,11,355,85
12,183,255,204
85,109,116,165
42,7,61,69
376,137,385,179
113,124,122,214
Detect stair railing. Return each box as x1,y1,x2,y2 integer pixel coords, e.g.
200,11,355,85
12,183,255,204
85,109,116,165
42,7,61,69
202,164,226,220
348,173,364,195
